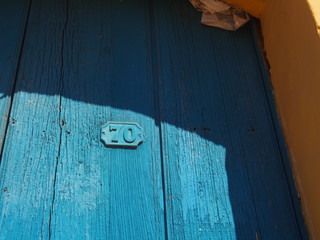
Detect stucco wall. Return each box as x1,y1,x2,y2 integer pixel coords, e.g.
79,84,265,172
224,0,320,238
224,0,265,17
262,1,320,238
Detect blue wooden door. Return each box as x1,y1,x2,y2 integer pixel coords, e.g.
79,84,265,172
0,0,307,239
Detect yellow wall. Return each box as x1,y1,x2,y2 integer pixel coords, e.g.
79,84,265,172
224,0,320,239
262,1,320,238
225,0,265,18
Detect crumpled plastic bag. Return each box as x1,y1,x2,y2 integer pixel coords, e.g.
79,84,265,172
190,0,250,31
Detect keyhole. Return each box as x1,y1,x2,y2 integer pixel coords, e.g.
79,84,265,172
123,127,136,143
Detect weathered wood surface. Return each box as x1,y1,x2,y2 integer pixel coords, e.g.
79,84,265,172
0,0,306,239
49,0,165,239
0,0,65,238
153,1,305,239
0,0,30,149
0,0,165,239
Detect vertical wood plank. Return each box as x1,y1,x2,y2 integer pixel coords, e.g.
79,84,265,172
0,0,67,238
0,0,306,239
213,26,303,239
0,0,30,150
250,23,308,239
48,0,165,239
152,0,303,239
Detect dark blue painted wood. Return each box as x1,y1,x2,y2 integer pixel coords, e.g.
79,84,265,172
48,0,165,239
250,22,308,239
152,0,305,239
0,0,306,239
0,0,30,150
0,0,166,239
0,0,66,238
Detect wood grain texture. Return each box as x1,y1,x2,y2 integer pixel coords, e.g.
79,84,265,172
0,0,306,239
0,0,166,239
0,0,68,238
45,0,165,239
0,0,30,150
250,22,308,239
152,0,304,239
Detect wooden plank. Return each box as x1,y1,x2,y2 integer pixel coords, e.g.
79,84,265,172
0,0,305,239
153,0,303,239
221,26,304,238
0,0,30,149
48,0,165,239
250,23,308,239
0,0,67,238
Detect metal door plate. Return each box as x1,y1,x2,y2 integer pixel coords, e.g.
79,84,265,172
101,122,144,148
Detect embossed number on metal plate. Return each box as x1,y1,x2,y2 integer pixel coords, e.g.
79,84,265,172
101,122,144,148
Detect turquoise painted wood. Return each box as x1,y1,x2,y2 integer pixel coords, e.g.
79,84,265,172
48,0,165,238
0,0,66,238
101,122,145,148
0,0,30,149
153,2,306,239
0,0,307,239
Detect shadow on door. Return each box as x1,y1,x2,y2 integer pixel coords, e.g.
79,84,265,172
0,0,307,239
